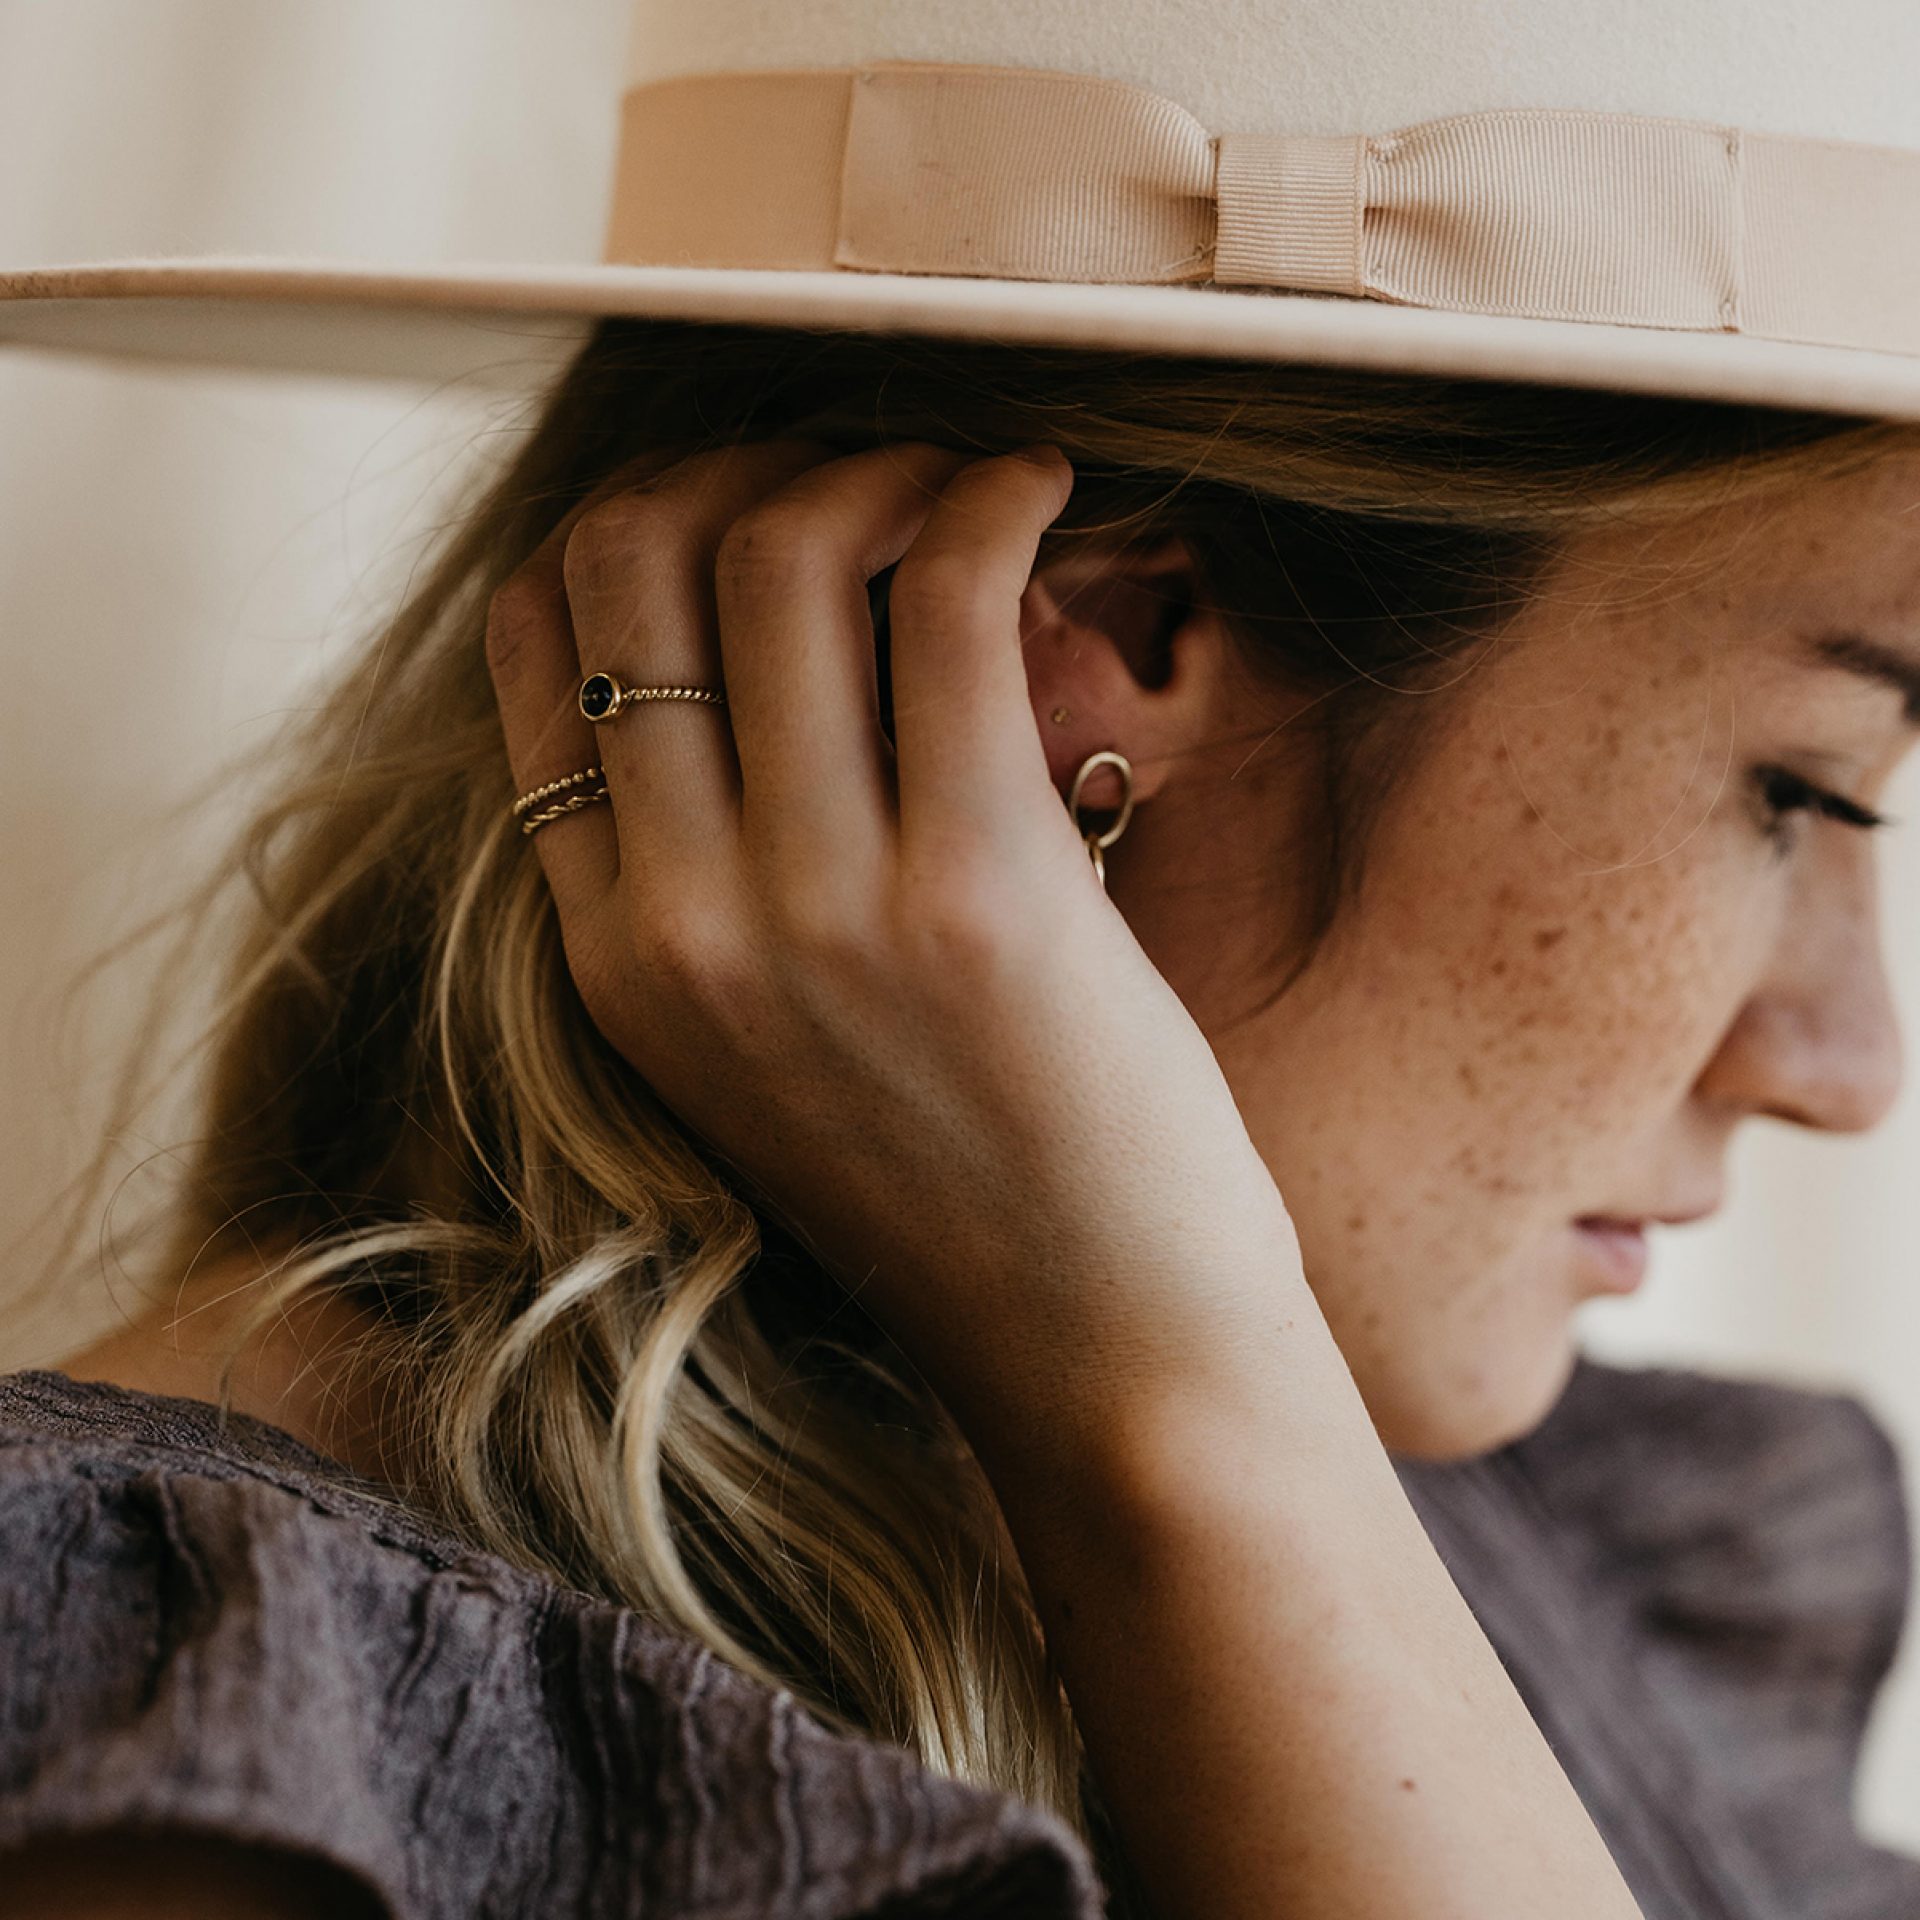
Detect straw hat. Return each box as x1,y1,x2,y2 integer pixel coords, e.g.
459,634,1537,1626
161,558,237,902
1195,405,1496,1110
4,0,1919,417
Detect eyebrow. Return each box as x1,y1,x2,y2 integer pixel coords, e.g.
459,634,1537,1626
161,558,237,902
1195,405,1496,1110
1801,630,1920,728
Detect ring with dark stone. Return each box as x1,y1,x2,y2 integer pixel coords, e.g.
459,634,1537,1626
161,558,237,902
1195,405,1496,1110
578,672,623,722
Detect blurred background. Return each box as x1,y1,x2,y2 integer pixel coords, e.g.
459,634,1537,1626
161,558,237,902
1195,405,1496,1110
2,0,1915,1847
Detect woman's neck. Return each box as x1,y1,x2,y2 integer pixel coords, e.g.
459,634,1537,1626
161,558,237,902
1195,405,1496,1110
55,1250,403,1484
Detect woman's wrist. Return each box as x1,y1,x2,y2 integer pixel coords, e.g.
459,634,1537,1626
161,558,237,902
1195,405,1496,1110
954,1247,1372,1549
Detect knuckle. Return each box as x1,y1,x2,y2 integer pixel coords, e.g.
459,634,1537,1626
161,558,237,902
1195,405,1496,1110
765,880,884,975
888,550,1000,625
484,569,555,678
562,494,665,601
894,861,1025,978
641,897,756,1009
713,503,834,599
566,895,761,1036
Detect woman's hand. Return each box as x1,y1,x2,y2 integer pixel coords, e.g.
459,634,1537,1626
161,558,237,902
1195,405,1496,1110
484,437,1305,1461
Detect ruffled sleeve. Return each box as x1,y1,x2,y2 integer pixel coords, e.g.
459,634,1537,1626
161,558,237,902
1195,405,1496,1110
1396,1354,1920,1920
0,1372,1103,1920
1509,1357,1918,1917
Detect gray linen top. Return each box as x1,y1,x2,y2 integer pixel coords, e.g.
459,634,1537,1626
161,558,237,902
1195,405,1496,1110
1,1355,1916,1919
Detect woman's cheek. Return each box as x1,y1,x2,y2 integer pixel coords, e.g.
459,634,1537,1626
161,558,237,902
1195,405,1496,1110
1543,848,1767,1122
1426,833,1730,1132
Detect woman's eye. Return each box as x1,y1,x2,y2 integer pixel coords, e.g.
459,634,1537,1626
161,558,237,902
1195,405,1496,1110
1752,764,1894,857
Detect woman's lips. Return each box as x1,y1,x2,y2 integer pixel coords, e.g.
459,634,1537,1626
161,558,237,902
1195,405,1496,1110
1572,1217,1650,1292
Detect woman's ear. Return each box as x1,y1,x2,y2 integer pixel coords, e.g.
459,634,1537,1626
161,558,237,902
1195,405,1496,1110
1019,535,1234,808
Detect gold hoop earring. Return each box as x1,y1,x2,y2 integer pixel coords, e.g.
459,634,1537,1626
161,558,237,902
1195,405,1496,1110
1067,750,1135,890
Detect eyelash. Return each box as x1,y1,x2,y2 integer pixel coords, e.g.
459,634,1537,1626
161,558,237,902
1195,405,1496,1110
1752,764,1894,855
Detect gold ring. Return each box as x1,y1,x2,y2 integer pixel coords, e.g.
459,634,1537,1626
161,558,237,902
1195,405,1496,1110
578,671,726,722
517,784,610,838
511,766,603,818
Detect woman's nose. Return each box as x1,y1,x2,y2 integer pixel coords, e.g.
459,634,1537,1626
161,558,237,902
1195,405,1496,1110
1694,867,1905,1135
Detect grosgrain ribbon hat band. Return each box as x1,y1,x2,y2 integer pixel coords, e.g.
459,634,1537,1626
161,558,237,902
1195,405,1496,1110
605,61,1920,359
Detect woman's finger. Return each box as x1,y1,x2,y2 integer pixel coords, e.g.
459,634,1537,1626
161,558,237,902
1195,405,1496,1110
885,448,1080,862
562,439,835,883
711,441,975,871
486,502,622,904
486,444,713,901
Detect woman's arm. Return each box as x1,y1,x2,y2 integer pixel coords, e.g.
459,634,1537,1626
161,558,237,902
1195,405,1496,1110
970,1230,1641,1920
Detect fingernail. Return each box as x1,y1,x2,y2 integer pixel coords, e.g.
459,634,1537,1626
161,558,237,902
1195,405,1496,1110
1011,441,1071,469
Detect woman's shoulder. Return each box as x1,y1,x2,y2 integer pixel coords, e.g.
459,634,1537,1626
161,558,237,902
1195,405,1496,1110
0,1368,1102,1920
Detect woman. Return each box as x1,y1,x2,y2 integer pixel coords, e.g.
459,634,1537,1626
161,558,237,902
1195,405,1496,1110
5,312,1918,1917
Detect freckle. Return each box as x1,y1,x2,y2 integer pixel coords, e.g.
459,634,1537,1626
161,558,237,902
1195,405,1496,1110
1346,1212,1365,1233
1457,1059,1481,1096
1533,925,1567,953
1489,957,1508,977
1400,1778,1418,1792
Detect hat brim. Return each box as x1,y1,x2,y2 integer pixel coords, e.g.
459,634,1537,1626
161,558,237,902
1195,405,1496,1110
5,258,1920,421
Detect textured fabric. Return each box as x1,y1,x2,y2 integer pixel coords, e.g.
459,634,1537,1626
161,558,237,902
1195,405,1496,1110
1,1357,1915,1917
601,64,1920,358
1394,1361,1920,1919
0,1371,1101,1919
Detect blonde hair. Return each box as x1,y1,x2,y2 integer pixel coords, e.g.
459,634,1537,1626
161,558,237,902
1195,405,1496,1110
18,317,1920,1881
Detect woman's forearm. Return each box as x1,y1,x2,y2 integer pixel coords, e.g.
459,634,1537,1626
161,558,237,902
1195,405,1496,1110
976,1282,1645,1920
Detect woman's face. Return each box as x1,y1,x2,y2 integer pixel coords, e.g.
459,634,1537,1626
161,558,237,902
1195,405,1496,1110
1026,449,1920,1459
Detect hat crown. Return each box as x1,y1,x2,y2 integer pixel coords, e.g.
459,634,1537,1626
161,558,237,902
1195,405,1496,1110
624,0,1920,149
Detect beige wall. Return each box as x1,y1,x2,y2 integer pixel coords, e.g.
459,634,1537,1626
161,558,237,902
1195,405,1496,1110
3,0,1914,1848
